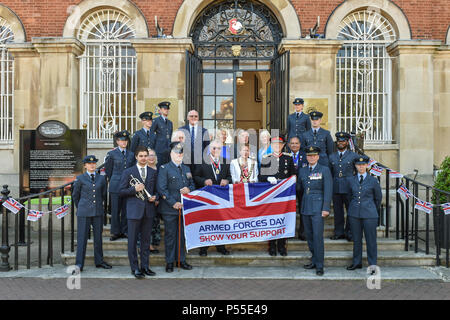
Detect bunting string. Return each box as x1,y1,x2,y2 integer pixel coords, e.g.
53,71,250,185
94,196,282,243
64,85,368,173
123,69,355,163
2,197,72,222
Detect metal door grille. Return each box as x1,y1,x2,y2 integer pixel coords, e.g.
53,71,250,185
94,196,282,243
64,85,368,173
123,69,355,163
0,18,14,143
336,10,395,143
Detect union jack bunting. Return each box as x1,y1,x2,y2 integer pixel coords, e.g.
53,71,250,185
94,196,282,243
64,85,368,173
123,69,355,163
443,203,450,215
54,204,69,219
182,176,297,250
389,170,403,179
27,210,41,222
397,184,413,200
2,197,24,214
414,199,433,214
369,165,384,177
368,159,377,167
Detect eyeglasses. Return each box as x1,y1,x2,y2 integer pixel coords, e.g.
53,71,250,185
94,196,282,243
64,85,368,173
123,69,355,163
211,147,221,150
188,115,199,118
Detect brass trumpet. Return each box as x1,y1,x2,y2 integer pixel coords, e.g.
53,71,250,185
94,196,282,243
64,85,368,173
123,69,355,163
130,174,152,201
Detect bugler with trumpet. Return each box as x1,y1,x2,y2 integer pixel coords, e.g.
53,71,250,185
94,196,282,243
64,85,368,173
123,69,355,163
130,174,153,201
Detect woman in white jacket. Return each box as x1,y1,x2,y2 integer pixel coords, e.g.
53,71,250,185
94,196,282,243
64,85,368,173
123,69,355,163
230,143,259,183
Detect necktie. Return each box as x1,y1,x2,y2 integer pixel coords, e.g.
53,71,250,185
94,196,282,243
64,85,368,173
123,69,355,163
146,130,150,138
359,175,364,184
191,126,195,146
339,152,343,160
296,113,299,119
90,174,95,182
122,150,125,157
141,167,146,181
309,166,313,173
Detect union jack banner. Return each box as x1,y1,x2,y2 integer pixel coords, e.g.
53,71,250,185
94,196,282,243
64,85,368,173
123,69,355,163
369,165,384,177
397,184,412,200
54,204,69,219
182,176,297,250
442,203,450,215
27,210,41,222
2,197,24,214
389,170,403,179
368,159,377,167
414,199,433,214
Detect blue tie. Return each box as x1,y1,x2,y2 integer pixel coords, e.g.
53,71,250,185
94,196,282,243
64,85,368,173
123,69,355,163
191,126,195,147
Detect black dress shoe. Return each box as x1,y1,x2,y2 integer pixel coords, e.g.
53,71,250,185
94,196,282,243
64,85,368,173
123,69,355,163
303,263,316,269
96,262,112,269
217,248,230,255
298,235,306,241
166,263,174,273
199,249,208,257
110,234,121,241
72,266,83,275
141,268,156,276
132,270,145,279
179,262,193,270
268,248,277,256
346,236,353,242
149,248,159,254
330,234,346,240
316,269,324,276
279,250,288,256
121,233,128,239
346,264,362,271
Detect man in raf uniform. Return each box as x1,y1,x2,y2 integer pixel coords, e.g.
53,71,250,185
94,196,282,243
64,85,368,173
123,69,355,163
259,134,296,256
119,146,158,279
329,132,358,241
150,101,173,167
287,98,311,142
288,136,308,241
300,111,334,167
104,130,136,241
194,139,232,256
157,142,196,272
130,111,155,153
72,155,112,273
346,156,382,275
297,146,332,276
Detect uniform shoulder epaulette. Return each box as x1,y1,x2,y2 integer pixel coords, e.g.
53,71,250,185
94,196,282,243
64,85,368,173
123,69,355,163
263,153,272,158
283,152,293,156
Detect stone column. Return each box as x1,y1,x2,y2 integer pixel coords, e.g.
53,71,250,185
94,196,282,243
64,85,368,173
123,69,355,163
279,39,342,132
387,41,441,175
131,38,193,129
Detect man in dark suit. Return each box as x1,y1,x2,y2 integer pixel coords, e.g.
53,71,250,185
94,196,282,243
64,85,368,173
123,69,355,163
104,130,136,241
346,156,382,275
130,111,156,153
287,98,311,142
157,142,196,273
119,146,158,279
329,132,358,241
288,136,308,241
150,101,173,167
297,146,333,276
178,109,210,172
300,111,334,167
72,155,112,273
194,139,232,256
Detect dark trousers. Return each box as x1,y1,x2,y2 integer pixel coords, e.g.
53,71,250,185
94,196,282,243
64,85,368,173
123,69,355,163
349,216,378,266
269,239,287,252
76,216,104,268
128,216,154,272
162,213,187,264
110,193,127,236
297,191,305,238
332,193,352,238
200,245,227,253
303,214,325,269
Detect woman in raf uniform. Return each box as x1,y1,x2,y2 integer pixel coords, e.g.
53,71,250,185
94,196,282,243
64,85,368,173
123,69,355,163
345,156,382,275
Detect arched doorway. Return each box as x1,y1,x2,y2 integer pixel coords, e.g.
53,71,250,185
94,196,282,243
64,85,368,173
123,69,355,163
185,0,289,135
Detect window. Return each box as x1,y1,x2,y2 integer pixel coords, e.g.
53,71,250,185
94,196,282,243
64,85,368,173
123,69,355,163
336,10,396,143
78,9,137,142
0,17,14,143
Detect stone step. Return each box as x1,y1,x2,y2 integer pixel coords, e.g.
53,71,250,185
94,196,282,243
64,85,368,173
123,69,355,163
85,237,405,252
61,250,436,267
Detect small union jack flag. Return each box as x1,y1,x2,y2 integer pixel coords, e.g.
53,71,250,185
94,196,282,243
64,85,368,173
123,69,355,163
368,159,377,167
443,203,450,215
389,170,403,179
397,184,412,200
415,199,433,214
54,204,69,219
369,165,384,177
27,210,41,222
2,197,24,214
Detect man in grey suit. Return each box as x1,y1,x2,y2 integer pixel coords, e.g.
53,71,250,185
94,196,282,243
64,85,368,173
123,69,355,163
72,155,112,273
346,156,382,275
150,101,173,167
157,142,196,272
297,146,333,276
119,146,158,279
287,98,311,142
